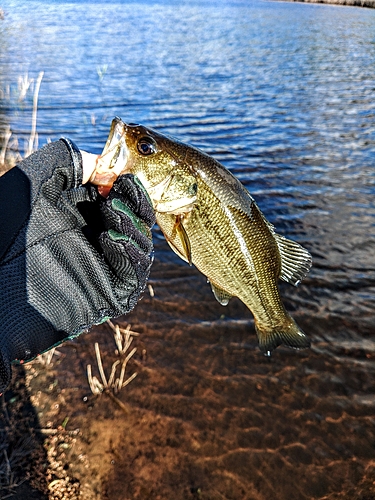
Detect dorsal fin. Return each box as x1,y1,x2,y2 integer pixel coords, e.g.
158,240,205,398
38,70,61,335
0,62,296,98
274,233,312,286
209,281,233,306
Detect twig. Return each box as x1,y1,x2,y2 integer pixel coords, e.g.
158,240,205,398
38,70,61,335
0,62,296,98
87,342,137,396
0,126,12,167
94,342,107,387
31,347,59,366
105,391,129,414
17,73,33,102
106,320,139,356
26,71,44,157
34,428,79,436
3,449,11,483
87,364,103,395
117,348,137,390
107,359,120,388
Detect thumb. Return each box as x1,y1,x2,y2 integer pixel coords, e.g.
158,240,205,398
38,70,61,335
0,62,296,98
81,151,99,185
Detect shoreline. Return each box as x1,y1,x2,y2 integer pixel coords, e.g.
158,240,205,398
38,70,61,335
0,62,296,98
274,0,375,7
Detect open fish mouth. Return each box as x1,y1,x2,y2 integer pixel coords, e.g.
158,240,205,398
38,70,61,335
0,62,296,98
91,117,129,194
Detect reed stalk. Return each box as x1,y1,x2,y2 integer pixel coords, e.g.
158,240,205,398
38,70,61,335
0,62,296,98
0,71,44,171
26,71,44,158
0,126,12,168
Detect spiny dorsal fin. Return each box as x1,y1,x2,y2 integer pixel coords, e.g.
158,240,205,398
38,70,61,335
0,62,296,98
209,281,233,306
274,233,312,286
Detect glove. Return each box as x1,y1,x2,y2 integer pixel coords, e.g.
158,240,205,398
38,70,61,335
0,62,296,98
0,139,155,394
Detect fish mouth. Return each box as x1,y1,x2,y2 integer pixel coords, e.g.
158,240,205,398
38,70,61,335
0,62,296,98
91,117,129,187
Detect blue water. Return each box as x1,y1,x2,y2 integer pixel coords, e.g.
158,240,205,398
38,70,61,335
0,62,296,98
0,0,375,349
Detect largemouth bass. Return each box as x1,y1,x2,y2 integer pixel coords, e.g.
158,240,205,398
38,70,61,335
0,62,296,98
92,118,312,355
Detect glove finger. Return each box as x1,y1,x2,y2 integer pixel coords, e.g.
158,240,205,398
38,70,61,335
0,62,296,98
109,174,156,228
100,200,153,255
100,174,154,255
99,232,153,309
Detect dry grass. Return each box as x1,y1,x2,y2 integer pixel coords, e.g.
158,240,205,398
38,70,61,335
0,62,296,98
0,433,34,497
86,321,139,415
87,342,137,396
107,319,139,356
0,71,44,174
30,347,59,367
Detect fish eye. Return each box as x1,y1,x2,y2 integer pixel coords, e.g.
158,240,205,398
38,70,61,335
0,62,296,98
189,182,198,196
137,137,157,156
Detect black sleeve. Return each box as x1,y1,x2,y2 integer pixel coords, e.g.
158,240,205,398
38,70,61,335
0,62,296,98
0,139,82,261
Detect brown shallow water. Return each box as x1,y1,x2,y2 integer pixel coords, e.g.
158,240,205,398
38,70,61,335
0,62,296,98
1,248,375,500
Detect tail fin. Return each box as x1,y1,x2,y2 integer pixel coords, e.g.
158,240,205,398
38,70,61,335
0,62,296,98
255,316,310,356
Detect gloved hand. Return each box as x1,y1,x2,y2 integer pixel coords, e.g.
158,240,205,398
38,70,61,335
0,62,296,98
0,138,155,394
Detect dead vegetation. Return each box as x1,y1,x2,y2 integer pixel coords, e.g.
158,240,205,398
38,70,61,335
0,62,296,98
87,321,139,414
0,321,141,498
0,71,44,174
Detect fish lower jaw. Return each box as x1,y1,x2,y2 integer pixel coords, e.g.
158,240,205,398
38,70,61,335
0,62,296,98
92,118,130,188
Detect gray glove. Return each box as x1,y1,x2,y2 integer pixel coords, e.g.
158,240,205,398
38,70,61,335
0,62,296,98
0,139,155,394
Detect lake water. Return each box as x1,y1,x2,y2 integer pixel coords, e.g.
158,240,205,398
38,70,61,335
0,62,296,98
0,1,375,498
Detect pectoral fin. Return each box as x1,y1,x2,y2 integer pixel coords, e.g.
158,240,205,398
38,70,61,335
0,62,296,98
275,233,312,286
163,215,192,265
209,281,233,306
175,215,192,265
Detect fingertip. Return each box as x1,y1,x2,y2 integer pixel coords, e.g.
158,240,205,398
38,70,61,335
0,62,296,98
81,151,100,184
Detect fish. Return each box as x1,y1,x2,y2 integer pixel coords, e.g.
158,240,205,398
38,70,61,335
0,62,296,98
92,117,312,355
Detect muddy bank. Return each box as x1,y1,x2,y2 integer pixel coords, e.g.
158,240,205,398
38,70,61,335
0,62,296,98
1,251,375,500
